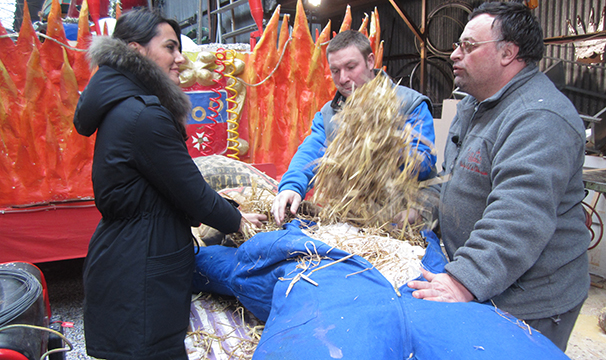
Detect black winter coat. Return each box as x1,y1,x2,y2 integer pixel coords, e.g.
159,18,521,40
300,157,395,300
73,37,241,360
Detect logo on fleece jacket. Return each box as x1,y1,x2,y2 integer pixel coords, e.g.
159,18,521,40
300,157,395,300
459,147,488,176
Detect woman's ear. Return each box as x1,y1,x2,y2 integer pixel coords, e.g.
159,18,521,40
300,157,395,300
128,42,146,56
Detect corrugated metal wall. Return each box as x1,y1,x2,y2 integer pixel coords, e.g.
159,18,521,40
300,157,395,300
161,0,257,44
350,0,606,118
536,0,606,117
339,0,480,117
162,0,205,40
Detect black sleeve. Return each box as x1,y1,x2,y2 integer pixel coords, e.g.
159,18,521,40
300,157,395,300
132,104,241,233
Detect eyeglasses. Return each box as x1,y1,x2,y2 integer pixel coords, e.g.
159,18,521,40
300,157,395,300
452,39,501,54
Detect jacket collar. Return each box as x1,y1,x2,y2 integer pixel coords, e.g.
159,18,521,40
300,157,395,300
462,63,539,109
86,36,191,138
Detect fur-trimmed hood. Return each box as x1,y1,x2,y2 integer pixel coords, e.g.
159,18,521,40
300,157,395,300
74,36,191,138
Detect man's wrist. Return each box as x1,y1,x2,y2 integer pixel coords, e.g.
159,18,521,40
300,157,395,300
447,272,475,302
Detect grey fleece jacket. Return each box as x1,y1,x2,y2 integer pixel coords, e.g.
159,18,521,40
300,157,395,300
440,64,590,320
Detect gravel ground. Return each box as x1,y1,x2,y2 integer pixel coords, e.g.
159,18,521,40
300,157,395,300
37,258,93,360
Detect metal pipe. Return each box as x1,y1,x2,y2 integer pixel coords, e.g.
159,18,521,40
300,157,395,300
207,0,213,43
389,0,428,94
420,0,427,94
388,0,423,43
197,0,203,44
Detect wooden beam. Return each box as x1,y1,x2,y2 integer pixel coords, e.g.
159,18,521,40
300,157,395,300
419,0,427,93
544,30,606,45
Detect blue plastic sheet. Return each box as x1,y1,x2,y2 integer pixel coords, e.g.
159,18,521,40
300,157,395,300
193,223,568,359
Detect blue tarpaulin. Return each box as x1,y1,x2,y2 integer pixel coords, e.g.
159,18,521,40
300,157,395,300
193,222,568,359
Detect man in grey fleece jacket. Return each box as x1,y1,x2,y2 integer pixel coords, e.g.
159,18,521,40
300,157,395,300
407,2,590,351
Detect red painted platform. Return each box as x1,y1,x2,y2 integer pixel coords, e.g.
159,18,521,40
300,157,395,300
0,200,101,264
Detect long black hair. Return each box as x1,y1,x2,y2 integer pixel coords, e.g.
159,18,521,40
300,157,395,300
470,1,544,64
112,8,182,52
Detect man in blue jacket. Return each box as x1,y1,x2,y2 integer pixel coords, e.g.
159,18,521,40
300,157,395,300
407,2,589,352
272,30,437,225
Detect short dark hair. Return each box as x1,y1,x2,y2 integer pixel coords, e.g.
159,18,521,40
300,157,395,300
470,1,544,64
112,8,182,52
327,30,372,59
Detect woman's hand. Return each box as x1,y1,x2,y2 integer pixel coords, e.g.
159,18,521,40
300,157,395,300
240,213,268,231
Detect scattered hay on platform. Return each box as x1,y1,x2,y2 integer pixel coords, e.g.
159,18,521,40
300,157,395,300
301,222,425,291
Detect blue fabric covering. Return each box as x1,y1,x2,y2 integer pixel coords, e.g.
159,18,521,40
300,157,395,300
193,224,568,359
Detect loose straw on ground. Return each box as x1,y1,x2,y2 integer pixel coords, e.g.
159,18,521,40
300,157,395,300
187,293,264,359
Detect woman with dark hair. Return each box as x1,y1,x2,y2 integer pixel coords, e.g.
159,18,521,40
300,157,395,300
73,8,266,360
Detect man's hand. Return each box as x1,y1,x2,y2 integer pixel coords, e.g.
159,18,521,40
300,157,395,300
271,190,302,226
393,208,421,229
407,268,474,302
240,213,267,231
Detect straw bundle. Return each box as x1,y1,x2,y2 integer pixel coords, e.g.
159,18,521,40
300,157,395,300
311,74,428,238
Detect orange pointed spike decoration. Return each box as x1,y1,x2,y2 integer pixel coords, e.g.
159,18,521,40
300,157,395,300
374,9,381,54
41,0,71,85
306,20,333,111
116,3,122,18
8,1,41,90
74,0,93,90
339,5,352,32
307,19,331,84
0,0,94,207
244,5,281,170
375,40,384,69
243,2,383,176
370,8,382,68
277,13,290,54
89,0,102,35
286,0,314,159
0,59,21,205
358,13,369,37
1,1,384,206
